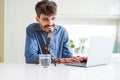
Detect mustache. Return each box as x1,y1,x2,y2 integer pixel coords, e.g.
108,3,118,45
44,24,55,28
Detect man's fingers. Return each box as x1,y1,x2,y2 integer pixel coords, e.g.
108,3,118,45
66,58,79,62
71,57,82,62
65,57,88,63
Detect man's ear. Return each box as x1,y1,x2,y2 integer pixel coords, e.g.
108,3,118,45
35,16,40,23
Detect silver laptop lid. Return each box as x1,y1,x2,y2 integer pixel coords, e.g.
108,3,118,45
86,37,114,67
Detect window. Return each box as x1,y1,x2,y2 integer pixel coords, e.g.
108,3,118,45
62,23,117,55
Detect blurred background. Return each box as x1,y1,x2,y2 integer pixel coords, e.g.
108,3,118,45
0,0,120,63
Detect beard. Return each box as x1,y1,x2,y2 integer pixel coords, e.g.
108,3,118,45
41,24,55,33
44,24,55,28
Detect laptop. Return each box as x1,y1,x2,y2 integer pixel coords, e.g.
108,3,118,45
65,36,115,67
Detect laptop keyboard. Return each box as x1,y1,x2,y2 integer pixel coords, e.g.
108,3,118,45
65,62,87,67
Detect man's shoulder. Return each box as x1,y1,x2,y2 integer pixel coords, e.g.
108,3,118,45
56,25,66,31
26,23,39,31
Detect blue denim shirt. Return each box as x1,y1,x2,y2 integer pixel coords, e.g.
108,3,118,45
25,23,73,64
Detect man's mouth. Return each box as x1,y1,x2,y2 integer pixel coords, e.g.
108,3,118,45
44,24,55,28
43,24,55,32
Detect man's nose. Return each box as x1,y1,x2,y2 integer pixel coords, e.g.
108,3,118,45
47,20,53,25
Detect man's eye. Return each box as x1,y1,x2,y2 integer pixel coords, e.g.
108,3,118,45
43,18,48,21
52,17,55,20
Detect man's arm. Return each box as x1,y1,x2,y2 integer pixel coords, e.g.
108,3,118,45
25,26,39,64
62,28,73,58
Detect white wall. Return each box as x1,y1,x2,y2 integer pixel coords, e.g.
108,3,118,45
55,0,120,16
4,0,120,63
4,0,39,63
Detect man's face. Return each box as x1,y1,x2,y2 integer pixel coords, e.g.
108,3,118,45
36,14,56,33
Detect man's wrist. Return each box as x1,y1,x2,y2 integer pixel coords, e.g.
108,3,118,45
55,58,66,63
55,58,60,63
60,58,65,63
64,58,66,63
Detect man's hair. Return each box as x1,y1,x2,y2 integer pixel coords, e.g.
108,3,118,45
35,0,57,17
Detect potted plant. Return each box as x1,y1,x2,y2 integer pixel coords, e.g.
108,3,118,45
70,40,75,53
79,37,88,53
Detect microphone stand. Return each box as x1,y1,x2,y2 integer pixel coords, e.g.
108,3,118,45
44,31,56,66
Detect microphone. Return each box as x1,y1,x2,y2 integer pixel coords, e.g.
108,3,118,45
45,37,51,52
45,30,52,52
44,30,56,66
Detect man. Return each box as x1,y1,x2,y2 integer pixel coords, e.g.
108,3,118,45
25,0,87,64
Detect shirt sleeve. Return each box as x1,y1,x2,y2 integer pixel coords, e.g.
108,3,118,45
62,28,73,58
25,25,39,64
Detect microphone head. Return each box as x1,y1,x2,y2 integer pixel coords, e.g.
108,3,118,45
45,37,51,51
46,37,51,46
45,32,52,52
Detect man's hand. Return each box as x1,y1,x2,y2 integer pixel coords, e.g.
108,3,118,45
65,57,87,63
55,57,88,63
